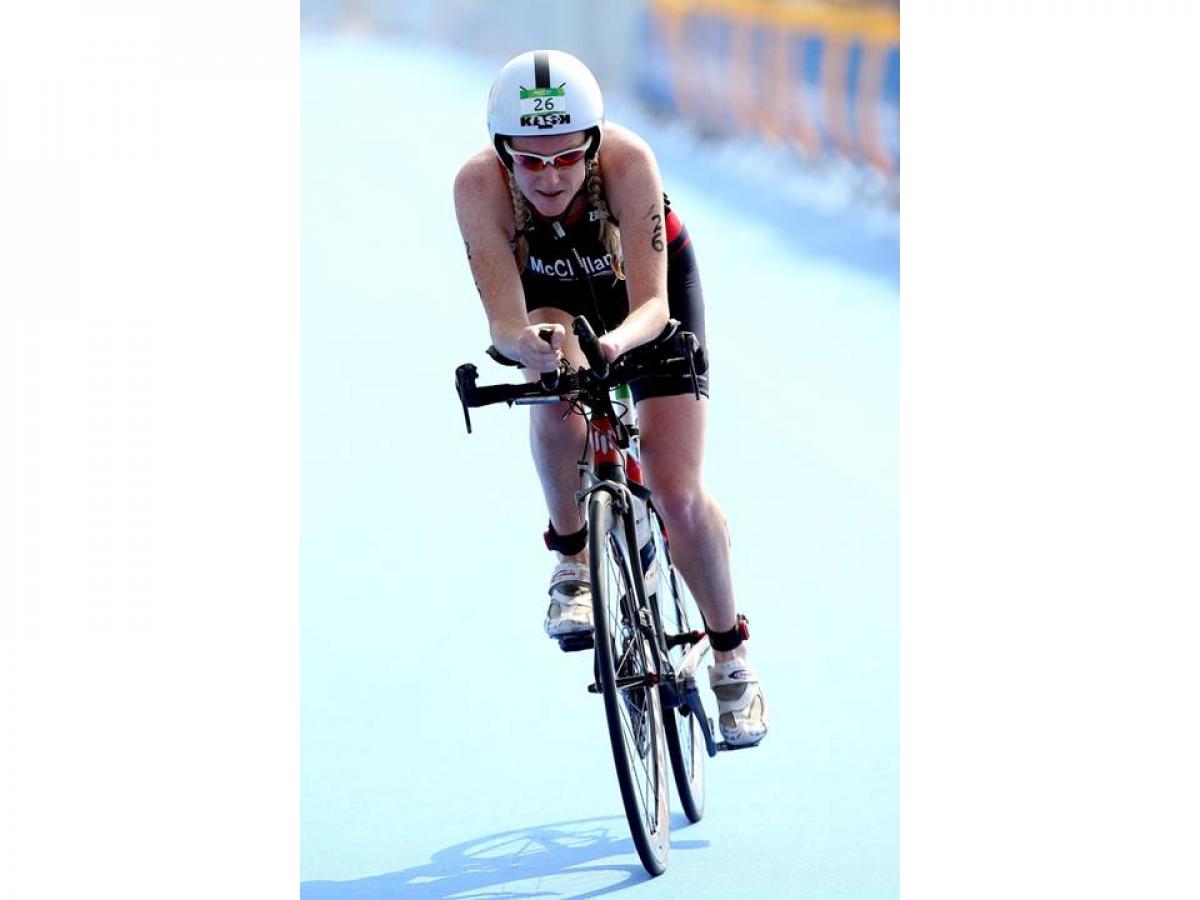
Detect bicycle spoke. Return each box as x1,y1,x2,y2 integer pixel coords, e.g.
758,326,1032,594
605,534,660,831
592,497,669,874
647,503,706,824
618,683,656,825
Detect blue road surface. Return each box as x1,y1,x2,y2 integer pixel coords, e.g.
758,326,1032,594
302,35,897,898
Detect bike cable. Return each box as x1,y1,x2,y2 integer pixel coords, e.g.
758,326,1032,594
551,219,611,336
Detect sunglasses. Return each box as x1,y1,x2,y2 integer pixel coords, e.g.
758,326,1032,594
504,136,592,172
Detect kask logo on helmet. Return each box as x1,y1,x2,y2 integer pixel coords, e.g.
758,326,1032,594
519,112,572,129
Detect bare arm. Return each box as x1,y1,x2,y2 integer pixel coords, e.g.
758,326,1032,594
453,153,564,370
596,126,670,360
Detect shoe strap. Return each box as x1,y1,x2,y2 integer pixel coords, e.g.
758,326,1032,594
550,561,588,583
549,562,589,598
708,660,760,688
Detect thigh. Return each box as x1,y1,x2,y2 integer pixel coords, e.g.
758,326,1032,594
636,394,709,492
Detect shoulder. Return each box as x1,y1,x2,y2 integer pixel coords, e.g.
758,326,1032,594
453,148,512,221
595,123,663,222
597,122,659,176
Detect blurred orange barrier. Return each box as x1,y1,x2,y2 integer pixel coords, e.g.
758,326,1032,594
643,0,900,184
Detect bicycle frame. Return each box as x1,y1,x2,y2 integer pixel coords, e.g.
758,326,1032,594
454,315,731,756
577,388,727,759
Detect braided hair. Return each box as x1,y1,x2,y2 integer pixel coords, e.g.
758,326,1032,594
507,169,534,273
585,157,625,281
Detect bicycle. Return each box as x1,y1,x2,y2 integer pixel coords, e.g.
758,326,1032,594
454,315,757,877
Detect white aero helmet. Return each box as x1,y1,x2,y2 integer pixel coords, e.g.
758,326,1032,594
487,49,604,169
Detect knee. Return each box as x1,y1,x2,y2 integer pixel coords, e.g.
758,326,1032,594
531,404,585,448
650,481,706,533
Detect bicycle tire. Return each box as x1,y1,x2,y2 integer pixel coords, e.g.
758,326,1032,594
648,503,707,823
589,490,670,876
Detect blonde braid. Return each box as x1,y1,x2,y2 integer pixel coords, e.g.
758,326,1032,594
507,169,533,272
586,157,625,281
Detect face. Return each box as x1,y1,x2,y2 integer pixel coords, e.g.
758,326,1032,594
507,132,591,218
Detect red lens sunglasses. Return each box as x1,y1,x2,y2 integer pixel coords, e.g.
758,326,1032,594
504,135,593,172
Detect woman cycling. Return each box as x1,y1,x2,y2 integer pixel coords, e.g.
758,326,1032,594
453,50,769,747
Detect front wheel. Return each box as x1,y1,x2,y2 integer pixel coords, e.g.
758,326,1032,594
590,490,670,876
648,502,707,823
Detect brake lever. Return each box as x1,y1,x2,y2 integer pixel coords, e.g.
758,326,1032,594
454,363,477,433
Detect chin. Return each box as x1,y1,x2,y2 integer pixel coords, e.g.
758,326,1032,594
531,193,572,218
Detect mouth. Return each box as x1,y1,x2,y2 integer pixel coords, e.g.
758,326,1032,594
536,189,567,201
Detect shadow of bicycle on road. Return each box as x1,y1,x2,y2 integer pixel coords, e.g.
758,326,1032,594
301,813,708,899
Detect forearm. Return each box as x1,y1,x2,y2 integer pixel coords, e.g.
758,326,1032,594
606,296,669,355
488,315,532,361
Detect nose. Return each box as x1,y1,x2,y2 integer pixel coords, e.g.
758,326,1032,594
539,164,564,188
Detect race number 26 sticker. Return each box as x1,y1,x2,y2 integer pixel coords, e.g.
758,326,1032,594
519,84,571,128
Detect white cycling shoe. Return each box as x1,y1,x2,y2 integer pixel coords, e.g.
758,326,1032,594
544,561,593,638
708,658,771,747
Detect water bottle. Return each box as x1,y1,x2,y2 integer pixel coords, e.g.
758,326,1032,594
633,491,659,596
614,383,658,596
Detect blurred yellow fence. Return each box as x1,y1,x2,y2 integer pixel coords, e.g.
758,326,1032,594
639,0,899,183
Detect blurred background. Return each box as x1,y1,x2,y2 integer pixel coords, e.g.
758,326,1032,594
301,2,898,897
304,0,899,215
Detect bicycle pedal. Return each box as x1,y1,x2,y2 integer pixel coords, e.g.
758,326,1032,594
716,741,762,752
556,632,595,653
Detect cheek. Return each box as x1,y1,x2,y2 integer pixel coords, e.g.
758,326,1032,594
512,167,537,195
566,167,587,192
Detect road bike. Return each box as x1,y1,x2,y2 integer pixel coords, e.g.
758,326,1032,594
454,315,755,876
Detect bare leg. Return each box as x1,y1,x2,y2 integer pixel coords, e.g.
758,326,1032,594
636,394,745,664
526,309,590,564
529,403,588,562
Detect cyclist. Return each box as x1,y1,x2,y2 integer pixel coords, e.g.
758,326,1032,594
453,50,769,747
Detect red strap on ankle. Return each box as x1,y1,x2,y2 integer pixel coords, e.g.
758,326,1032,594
707,615,750,652
544,521,588,555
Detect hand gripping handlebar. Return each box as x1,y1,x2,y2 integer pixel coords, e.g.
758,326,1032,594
455,315,704,434
536,326,560,392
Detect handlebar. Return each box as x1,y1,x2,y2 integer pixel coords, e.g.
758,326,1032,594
573,316,609,381
455,316,704,434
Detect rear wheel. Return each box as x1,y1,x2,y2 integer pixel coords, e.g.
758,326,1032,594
589,491,670,876
648,503,707,823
